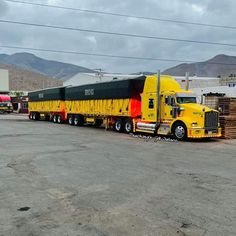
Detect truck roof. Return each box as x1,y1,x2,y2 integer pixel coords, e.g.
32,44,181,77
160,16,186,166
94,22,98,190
65,76,146,100
0,95,11,102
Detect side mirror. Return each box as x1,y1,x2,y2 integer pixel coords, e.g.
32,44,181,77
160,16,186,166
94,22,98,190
170,97,175,106
165,96,175,106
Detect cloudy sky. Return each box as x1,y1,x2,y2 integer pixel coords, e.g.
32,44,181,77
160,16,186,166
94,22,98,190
0,0,236,73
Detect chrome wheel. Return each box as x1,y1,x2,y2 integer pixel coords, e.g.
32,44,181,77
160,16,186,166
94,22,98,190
174,124,186,140
114,119,123,132
124,120,133,133
74,117,79,126
53,115,57,123
32,113,36,120
57,115,62,124
68,115,74,125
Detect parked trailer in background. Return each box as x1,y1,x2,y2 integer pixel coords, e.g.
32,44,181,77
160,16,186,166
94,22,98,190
28,75,221,140
0,95,13,113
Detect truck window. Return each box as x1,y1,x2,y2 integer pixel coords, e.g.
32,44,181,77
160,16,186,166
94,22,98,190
177,97,196,104
148,99,154,109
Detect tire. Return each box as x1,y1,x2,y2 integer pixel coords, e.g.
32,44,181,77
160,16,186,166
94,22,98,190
32,113,37,120
57,115,63,124
68,115,74,125
74,115,84,126
172,122,187,141
33,112,40,121
53,115,58,123
124,119,133,133
29,113,33,120
113,119,124,132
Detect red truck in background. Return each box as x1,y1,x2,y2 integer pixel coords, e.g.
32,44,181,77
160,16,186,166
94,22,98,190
0,95,13,113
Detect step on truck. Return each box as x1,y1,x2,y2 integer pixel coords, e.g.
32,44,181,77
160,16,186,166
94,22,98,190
28,74,221,141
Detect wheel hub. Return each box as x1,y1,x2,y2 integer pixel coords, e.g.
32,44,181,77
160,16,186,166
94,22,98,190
175,126,185,139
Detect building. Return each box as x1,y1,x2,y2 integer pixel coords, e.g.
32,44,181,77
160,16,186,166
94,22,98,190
0,69,9,93
173,76,220,89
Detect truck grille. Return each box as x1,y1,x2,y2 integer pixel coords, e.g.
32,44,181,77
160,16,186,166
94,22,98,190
0,103,8,107
205,111,218,131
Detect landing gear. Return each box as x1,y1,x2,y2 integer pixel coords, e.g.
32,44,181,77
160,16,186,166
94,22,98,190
94,119,103,127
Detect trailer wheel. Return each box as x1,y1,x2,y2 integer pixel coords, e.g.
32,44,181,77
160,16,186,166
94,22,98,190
57,115,63,124
74,115,84,126
124,119,133,133
53,115,58,123
172,122,187,141
68,115,74,125
32,113,37,120
114,119,124,132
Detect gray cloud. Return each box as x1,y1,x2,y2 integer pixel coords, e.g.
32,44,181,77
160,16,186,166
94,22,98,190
0,0,236,73
0,1,8,15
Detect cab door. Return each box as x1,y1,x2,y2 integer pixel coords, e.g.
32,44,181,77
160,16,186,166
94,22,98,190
161,95,175,121
141,92,157,122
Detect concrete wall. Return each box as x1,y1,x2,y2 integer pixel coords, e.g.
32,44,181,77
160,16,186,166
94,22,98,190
0,69,9,92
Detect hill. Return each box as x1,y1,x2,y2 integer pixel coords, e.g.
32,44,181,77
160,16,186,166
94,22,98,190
0,64,63,91
163,54,236,77
0,53,94,80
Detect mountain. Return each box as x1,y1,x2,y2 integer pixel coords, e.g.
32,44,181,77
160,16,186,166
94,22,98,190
0,54,8,61
0,53,94,80
163,54,236,77
0,64,63,91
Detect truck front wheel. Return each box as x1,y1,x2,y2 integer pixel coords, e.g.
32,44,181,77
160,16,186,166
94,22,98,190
172,122,187,141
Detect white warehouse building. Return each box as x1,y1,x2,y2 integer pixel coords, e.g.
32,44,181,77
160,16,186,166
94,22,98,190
0,69,9,93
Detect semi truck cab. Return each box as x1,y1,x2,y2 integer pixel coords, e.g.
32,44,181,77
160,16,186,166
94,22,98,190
136,75,221,140
0,95,13,113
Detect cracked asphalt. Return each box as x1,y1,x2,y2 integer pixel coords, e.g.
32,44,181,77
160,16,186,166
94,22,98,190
0,114,236,236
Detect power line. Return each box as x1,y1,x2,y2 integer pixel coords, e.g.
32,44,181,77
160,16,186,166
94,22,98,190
4,0,236,30
0,19,236,47
0,45,195,63
1,44,236,67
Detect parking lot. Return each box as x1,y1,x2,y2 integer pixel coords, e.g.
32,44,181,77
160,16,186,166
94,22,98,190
0,114,236,236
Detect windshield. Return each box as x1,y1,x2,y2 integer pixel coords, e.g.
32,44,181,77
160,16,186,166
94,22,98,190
177,97,197,104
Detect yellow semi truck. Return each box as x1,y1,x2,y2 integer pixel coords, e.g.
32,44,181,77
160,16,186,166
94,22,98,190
28,74,221,140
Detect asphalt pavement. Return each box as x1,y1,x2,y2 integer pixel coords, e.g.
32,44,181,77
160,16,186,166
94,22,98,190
0,114,236,236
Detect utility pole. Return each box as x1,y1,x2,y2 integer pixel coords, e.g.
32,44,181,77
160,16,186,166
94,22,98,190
156,70,161,129
185,72,190,90
94,68,104,81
